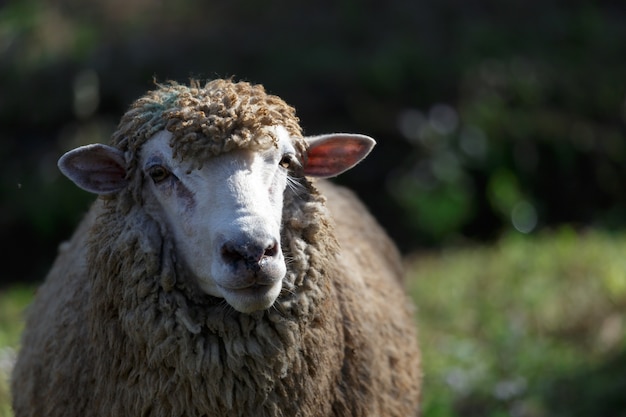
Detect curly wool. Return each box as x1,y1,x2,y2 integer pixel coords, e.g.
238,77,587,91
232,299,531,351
12,79,422,417
112,79,304,170
85,180,341,416
77,79,344,415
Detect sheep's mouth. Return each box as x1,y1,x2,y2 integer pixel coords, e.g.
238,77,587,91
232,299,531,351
218,281,282,313
222,282,271,295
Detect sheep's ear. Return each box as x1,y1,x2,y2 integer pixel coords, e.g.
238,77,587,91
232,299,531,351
58,144,128,195
302,134,376,178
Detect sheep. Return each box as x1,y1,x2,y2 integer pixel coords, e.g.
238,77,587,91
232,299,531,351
11,79,421,417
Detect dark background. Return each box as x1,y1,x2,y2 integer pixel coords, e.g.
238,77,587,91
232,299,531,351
2,0,625,282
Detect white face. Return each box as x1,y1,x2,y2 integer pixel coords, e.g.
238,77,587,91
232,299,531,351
138,127,296,313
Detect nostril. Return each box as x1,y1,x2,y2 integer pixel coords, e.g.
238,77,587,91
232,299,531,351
263,241,279,258
221,243,243,264
220,238,280,266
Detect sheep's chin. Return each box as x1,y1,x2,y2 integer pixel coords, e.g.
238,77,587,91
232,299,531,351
218,281,283,313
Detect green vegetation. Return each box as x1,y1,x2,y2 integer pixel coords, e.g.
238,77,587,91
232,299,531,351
409,229,626,416
0,286,33,417
2,230,625,416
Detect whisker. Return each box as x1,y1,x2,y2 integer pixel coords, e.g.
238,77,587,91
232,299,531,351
286,175,306,199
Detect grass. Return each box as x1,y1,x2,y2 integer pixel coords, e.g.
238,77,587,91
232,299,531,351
1,228,625,416
0,286,34,417
408,228,626,417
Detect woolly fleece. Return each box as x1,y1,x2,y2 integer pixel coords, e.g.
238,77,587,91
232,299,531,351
12,79,421,417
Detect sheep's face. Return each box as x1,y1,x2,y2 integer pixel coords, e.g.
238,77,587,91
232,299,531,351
58,125,375,314
138,127,293,313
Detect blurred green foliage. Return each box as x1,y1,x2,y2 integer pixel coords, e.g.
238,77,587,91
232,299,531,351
0,286,32,417
409,228,626,416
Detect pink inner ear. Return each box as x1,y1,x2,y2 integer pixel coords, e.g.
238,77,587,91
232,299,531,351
71,154,124,175
82,157,127,189
58,144,129,195
303,135,375,178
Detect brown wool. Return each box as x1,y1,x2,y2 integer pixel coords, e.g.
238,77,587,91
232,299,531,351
12,79,421,417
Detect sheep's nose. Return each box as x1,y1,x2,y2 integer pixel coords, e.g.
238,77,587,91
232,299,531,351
221,238,279,270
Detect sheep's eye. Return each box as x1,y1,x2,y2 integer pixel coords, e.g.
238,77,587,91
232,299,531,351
148,165,170,183
279,154,295,170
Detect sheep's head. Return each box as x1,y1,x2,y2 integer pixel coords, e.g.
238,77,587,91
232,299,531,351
57,79,375,313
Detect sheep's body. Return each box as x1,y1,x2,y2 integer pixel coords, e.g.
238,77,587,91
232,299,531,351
12,80,421,417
